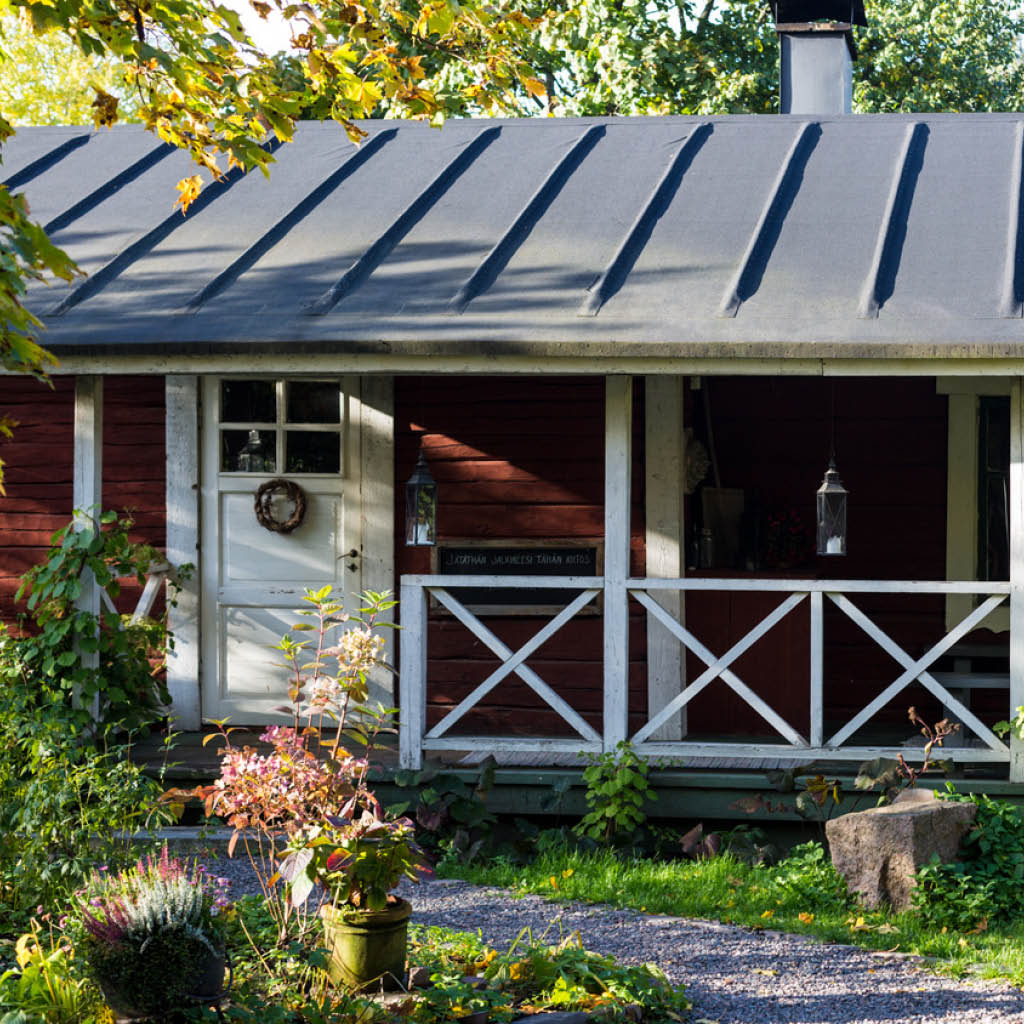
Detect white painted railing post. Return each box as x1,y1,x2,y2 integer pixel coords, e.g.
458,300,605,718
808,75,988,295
809,590,824,748
604,376,633,750
1010,378,1024,781
73,376,103,719
399,578,427,770
644,376,686,740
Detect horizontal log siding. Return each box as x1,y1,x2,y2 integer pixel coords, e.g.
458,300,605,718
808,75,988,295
684,377,950,737
396,376,646,738
0,376,165,624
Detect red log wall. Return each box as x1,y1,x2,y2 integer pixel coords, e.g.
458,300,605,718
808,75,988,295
395,376,647,738
0,376,165,625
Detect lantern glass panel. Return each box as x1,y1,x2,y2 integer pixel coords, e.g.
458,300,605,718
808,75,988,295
406,478,437,546
816,484,847,556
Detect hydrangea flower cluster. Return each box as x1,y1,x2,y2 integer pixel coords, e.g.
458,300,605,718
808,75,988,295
208,726,368,836
76,846,224,953
309,625,387,710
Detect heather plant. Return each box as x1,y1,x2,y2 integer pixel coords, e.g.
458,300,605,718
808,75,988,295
71,846,227,1018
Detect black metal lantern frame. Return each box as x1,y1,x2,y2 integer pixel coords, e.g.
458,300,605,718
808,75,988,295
816,458,848,556
405,446,437,546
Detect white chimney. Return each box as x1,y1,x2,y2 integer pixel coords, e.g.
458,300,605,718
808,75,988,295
769,2,866,115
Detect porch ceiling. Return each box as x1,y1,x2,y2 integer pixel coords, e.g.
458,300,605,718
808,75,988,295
10,113,1024,360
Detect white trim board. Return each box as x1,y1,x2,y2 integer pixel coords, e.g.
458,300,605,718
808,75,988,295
36,355,1024,378
942,377,1011,633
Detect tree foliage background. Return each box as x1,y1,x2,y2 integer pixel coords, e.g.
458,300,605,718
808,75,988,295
1,0,1024,411
505,0,1024,116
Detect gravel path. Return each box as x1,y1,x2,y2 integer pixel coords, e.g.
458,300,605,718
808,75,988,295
401,878,1024,1024
203,853,1024,1024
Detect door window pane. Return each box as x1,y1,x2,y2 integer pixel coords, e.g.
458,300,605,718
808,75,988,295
287,381,340,424
222,380,276,423
286,431,339,474
221,429,276,472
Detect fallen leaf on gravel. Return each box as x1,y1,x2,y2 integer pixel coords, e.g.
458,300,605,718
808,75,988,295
694,1018,720,1023
753,968,779,976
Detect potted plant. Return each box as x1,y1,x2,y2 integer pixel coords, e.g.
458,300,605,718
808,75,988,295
281,799,428,992
72,847,230,1018
164,587,427,991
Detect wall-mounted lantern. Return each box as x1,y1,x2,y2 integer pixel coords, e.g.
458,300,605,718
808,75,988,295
816,458,848,556
405,444,437,546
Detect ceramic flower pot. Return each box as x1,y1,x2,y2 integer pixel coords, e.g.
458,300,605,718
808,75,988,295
96,944,229,1019
321,898,412,992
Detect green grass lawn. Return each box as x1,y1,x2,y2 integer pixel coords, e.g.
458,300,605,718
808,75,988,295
437,837,1024,987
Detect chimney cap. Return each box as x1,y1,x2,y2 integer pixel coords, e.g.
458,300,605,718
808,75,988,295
767,1,867,27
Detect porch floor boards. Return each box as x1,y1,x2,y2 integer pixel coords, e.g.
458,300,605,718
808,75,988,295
137,727,998,782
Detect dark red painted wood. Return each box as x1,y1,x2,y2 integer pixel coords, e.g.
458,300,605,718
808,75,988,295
396,376,646,737
684,376,951,735
0,376,165,624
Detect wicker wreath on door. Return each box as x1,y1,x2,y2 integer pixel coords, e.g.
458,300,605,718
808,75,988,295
254,478,307,533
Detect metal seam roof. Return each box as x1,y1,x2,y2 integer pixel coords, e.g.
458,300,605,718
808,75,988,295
7,113,1024,358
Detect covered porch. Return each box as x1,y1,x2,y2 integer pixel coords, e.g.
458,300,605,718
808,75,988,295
398,376,1024,782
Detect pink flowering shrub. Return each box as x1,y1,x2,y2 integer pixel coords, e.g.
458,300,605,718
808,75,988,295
208,726,366,837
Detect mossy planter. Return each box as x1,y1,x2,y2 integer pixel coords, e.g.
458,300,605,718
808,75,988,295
321,898,412,992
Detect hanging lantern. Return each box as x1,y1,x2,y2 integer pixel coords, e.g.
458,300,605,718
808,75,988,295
237,429,267,473
816,458,848,556
405,445,437,546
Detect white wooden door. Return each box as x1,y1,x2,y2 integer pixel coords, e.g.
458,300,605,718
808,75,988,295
200,377,362,723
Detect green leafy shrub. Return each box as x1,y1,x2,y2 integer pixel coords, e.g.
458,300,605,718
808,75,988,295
8,509,182,733
769,842,851,913
0,919,104,1024
390,757,497,863
408,922,689,1024
485,927,689,1021
912,790,1024,930
574,741,654,843
0,511,182,939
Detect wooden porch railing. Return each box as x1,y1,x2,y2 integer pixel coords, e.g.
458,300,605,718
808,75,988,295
398,575,1013,770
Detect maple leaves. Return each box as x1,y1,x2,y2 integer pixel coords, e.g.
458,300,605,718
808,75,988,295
90,86,119,127
1,0,547,354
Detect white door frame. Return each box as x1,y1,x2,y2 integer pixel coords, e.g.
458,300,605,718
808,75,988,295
194,375,394,724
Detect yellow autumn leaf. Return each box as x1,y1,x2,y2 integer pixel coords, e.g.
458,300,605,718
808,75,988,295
760,909,774,919
523,76,547,98
562,868,574,878
549,875,558,889
91,87,119,128
798,912,815,924
175,175,203,214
